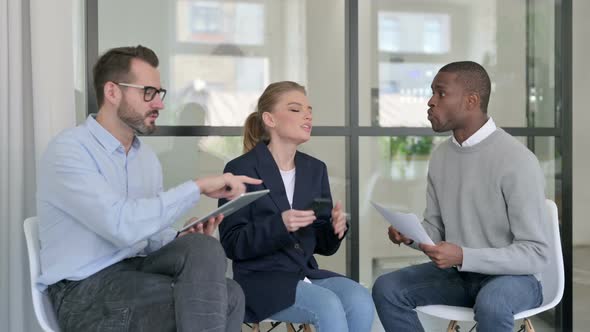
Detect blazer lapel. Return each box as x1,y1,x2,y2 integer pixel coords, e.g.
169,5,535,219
292,151,312,210
253,143,291,212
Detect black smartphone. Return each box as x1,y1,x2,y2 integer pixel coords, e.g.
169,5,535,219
306,198,332,216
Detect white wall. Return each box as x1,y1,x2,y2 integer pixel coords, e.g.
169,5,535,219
572,0,590,246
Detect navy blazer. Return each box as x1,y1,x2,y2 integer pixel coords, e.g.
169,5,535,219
219,142,344,322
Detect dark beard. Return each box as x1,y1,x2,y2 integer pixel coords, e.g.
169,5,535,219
117,100,156,135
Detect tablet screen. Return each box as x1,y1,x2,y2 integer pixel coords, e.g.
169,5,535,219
179,189,270,232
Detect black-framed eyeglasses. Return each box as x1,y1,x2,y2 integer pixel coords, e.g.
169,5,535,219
115,82,167,102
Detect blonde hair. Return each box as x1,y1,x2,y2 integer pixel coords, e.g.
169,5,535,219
243,81,306,153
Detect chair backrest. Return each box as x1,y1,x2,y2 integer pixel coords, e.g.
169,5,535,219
24,216,61,332
539,199,565,307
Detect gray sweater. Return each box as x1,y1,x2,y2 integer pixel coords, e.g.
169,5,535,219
419,128,550,275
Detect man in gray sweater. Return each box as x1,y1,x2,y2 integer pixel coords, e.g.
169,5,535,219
372,61,550,332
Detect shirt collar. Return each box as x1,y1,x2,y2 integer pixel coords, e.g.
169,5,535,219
85,114,141,154
452,117,497,148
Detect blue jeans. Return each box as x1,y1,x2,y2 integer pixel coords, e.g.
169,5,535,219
269,277,374,332
372,262,543,332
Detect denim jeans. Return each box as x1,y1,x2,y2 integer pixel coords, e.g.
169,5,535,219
48,234,245,332
372,262,543,332
269,276,374,332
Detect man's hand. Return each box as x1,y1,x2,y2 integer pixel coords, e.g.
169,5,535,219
282,209,316,232
387,226,413,246
331,201,348,239
419,242,463,269
195,173,262,200
179,215,223,237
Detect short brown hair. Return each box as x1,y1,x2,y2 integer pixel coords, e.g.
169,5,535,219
243,81,306,153
92,45,159,107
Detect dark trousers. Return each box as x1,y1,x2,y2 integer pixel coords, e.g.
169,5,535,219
48,233,245,332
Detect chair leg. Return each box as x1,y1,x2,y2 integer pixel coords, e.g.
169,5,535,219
249,321,311,332
252,323,260,332
286,323,296,332
523,318,535,332
284,322,312,332
447,320,459,332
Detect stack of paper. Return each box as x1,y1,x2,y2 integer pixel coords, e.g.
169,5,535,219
371,201,434,245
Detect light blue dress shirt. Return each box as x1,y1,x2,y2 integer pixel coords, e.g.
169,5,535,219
37,115,200,290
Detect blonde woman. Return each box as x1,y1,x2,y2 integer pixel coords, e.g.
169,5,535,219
219,81,374,332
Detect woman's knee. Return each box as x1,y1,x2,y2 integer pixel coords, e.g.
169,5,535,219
312,291,348,332
319,290,346,315
343,282,374,315
343,283,374,330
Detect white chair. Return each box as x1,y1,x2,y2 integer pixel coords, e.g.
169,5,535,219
24,216,61,332
415,199,564,332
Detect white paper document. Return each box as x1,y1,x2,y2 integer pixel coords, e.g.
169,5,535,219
371,201,435,245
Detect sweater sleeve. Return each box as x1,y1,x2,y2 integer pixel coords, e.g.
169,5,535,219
422,172,445,244
459,152,550,275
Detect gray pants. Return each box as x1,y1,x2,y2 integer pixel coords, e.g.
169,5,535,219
48,233,245,332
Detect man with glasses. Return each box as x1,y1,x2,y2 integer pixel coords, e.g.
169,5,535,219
37,45,260,331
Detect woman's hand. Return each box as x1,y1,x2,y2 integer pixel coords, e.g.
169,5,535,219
331,201,348,239
281,209,316,232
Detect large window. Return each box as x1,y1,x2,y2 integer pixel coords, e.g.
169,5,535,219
87,0,571,330
357,1,567,330
95,0,345,127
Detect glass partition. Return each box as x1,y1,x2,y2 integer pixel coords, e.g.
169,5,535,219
89,0,569,329
358,0,556,129
97,0,346,126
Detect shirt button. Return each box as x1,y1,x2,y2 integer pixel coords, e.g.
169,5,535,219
294,243,301,250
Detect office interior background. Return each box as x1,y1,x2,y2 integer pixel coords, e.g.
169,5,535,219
1,0,589,331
